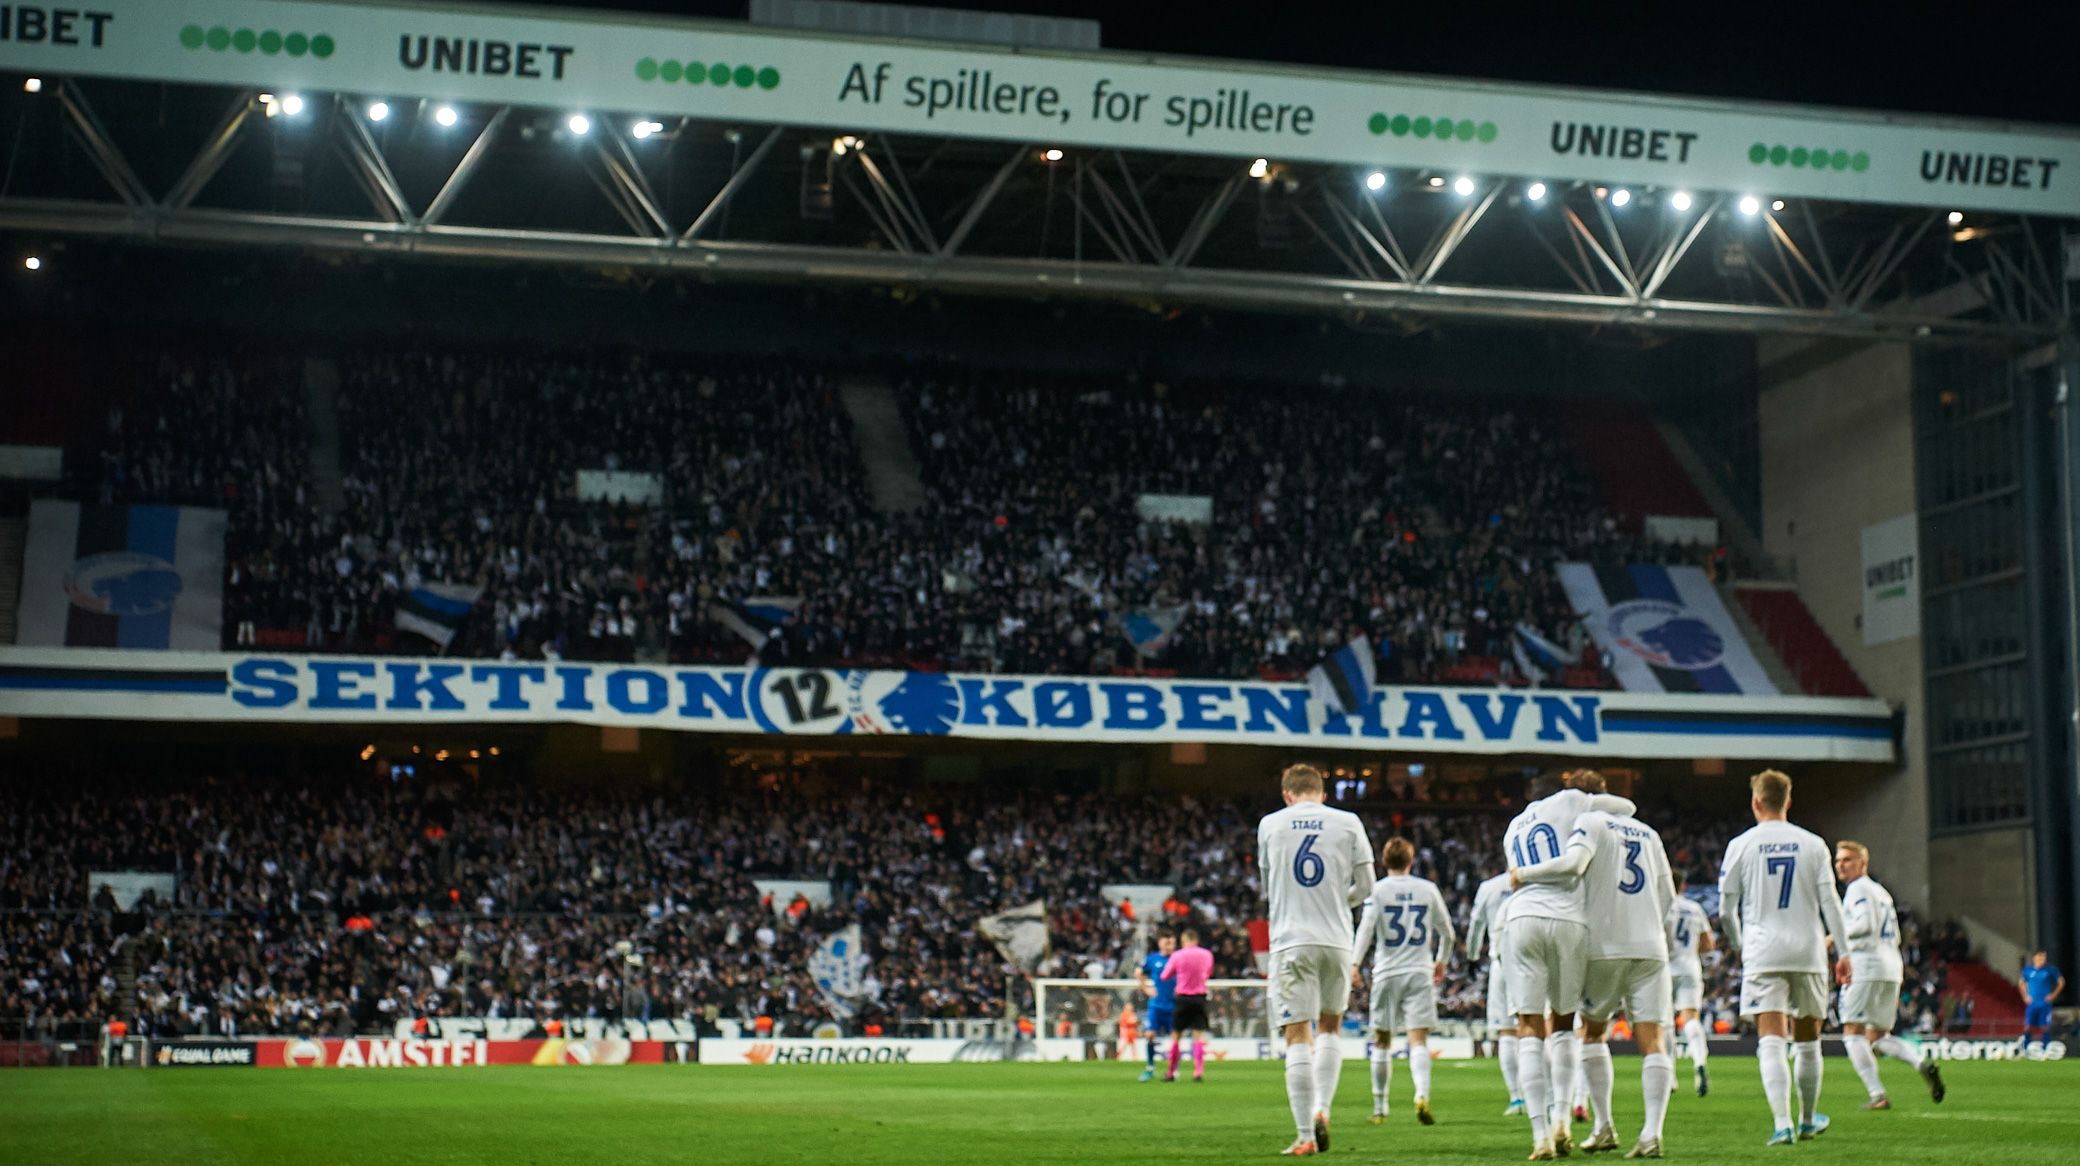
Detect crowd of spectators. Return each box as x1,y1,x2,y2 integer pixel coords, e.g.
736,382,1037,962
73,343,1686,685
0,769,1960,1044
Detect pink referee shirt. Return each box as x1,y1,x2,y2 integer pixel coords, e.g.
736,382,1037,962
1161,945,1214,995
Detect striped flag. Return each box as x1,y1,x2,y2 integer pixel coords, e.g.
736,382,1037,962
1119,605,1185,657
395,582,482,649
1307,634,1376,715
1557,563,1777,694
16,501,226,650
1511,621,1573,685
707,595,802,651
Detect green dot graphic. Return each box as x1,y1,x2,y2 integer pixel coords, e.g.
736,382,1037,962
1769,144,1788,166
1810,146,1828,167
658,59,681,82
757,66,780,90
732,64,755,88
1749,142,1768,164
1477,121,1498,143
259,30,282,54
685,61,706,83
205,26,231,51
1368,113,1388,135
1412,116,1432,138
1790,146,1809,167
232,28,256,52
709,63,731,86
312,34,335,58
285,31,308,56
1455,119,1477,141
1851,151,1870,172
180,24,205,48
1434,115,1453,138
635,57,658,80
1390,114,1411,136
1830,149,1850,170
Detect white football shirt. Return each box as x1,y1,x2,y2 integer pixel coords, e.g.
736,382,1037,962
1560,811,1674,961
1718,819,1850,976
1666,896,1711,977
1842,875,1905,982
1355,873,1457,976
1466,873,1514,961
1501,789,1638,927
1257,800,1374,953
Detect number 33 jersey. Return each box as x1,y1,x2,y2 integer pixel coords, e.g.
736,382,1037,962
1257,802,1373,953
1719,820,1846,976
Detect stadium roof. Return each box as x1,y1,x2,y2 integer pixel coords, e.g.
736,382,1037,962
1,0,2074,340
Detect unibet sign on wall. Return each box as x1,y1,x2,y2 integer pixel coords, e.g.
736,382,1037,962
1860,513,1920,646
0,0,2075,217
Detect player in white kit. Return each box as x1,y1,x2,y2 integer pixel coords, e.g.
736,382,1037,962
1834,841,1945,1109
1517,809,1676,1158
1466,870,1527,1117
1718,770,1851,1146
1352,837,1457,1126
1257,763,1375,1157
1665,872,1716,1097
1502,770,1637,1161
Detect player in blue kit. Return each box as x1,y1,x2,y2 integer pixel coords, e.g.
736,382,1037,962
1137,932,1178,1081
2019,951,2065,1052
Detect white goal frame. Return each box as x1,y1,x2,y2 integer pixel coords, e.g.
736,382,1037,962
1035,977,1278,1048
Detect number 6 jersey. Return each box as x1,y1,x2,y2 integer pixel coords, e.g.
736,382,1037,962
1257,801,1374,953
1718,819,1850,975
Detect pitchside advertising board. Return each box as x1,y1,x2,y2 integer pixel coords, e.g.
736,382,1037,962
0,647,1897,761
0,0,2074,216
153,1037,686,1068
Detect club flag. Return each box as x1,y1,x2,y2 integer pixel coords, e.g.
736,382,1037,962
1120,605,1185,657
1306,634,1376,715
16,501,226,649
978,901,1052,974
395,582,483,648
1557,563,1778,694
708,595,802,650
807,924,871,1020
1511,621,1573,686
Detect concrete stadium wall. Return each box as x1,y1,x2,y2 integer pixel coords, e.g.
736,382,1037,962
1756,338,1932,913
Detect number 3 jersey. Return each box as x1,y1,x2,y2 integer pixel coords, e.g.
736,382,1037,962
1718,819,1849,976
1842,875,1905,983
1354,873,1458,977
1565,811,1674,961
1257,801,1374,953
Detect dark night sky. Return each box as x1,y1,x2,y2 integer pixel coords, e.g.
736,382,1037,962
518,0,2080,127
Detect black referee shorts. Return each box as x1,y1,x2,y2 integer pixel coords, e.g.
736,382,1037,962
1174,994,1211,1033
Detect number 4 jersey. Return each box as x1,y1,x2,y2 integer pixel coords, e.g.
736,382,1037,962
1257,801,1374,953
1718,819,1850,976
1355,873,1458,977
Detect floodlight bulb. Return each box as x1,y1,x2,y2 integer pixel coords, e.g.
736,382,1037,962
567,114,591,135
1249,158,1269,179
1947,211,1964,225
1044,148,1064,162
1365,171,1386,191
1428,176,1445,188
24,77,43,93
1738,195,1761,216
1670,191,1693,211
1453,176,1475,197
1526,182,1547,201
24,255,42,271
280,94,304,116
435,105,459,127
1771,200,1785,212
1610,188,1632,207
367,101,390,122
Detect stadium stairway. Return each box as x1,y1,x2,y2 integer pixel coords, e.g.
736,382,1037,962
1732,582,1872,697
0,515,21,644
303,356,345,518
1718,582,1804,695
1944,959,2028,1038
839,377,926,515
1562,400,1714,533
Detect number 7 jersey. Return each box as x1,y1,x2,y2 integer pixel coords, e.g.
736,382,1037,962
1718,820,1849,976
1257,801,1374,953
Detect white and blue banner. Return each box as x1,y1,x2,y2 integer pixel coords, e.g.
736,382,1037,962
807,924,871,1019
1558,563,1778,696
0,648,1892,762
15,501,225,651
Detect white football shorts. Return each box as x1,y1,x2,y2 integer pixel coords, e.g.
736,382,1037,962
1583,958,1673,1025
1369,968,1440,1034
1501,916,1589,1018
1271,945,1352,1028
1738,971,1829,1020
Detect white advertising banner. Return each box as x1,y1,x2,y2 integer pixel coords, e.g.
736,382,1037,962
0,1,2072,216
1860,514,1920,646
0,647,1895,761
575,469,664,505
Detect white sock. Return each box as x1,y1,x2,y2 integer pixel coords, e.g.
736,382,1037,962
1794,1040,1823,1125
1313,1032,1343,1121
1547,1031,1579,1126
1683,1019,1710,1068
1641,1052,1673,1140
1519,1034,1552,1144
1499,1034,1522,1101
1874,1034,1923,1068
1844,1035,1885,1100
1581,1041,1614,1130
1285,1043,1316,1142
1411,1044,1434,1100
1371,1044,1392,1111
1758,1034,1793,1132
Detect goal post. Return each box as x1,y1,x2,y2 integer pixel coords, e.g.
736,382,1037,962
1034,978,1276,1050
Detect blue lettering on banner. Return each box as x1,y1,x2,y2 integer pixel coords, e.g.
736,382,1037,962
471,664,545,710
1318,691,1390,738
1174,685,1237,732
309,660,378,710
957,678,1028,727
230,657,297,707
1241,687,1309,734
675,672,746,719
554,666,594,712
606,669,669,714
1396,691,1465,740
1534,695,1600,743
1100,682,1164,729
1031,681,1092,727
1456,692,1525,739
387,663,466,711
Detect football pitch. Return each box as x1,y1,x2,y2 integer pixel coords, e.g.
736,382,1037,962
4,1057,2075,1164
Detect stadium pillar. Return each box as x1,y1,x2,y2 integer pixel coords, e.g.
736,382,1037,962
2058,336,2080,977
2020,357,2070,974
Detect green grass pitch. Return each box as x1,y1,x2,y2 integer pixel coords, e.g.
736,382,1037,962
3,1056,2075,1163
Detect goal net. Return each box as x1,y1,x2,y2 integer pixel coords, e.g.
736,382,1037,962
1034,978,1276,1051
